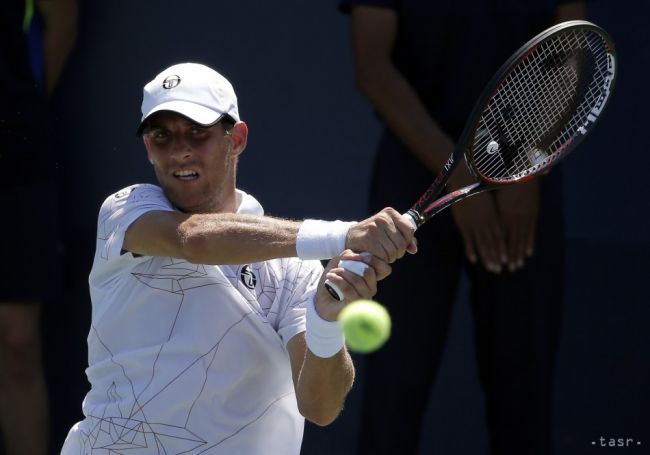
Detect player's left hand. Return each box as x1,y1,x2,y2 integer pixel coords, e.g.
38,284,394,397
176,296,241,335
314,250,391,321
494,179,540,272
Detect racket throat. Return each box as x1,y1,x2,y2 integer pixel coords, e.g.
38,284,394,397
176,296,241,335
419,182,486,220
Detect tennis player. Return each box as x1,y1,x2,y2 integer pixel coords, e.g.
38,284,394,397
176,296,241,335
60,62,416,454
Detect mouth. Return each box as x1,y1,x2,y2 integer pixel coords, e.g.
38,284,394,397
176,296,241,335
173,169,199,181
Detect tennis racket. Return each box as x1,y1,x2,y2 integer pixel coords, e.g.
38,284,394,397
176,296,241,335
325,19,617,300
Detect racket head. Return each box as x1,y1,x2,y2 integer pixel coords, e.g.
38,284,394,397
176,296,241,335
460,20,617,185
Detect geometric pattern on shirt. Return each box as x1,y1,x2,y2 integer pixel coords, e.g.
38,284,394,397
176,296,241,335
132,259,223,294
78,414,206,454
79,256,312,454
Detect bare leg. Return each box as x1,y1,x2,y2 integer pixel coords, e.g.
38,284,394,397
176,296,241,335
0,303,49,455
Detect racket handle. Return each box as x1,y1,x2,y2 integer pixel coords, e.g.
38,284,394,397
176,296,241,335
323,213,417,301
324,260,369,300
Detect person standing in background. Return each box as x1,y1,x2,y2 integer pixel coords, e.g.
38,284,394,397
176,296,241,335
340,1,585,454
0,0,77,453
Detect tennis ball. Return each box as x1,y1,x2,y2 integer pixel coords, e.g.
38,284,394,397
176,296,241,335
338,299,391,354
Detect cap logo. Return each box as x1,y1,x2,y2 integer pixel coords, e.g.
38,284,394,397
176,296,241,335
162,75,181,89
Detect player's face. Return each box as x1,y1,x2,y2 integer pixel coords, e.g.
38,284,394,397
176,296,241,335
143,112,239,213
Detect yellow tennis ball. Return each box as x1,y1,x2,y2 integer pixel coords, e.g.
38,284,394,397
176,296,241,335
338,299,391,353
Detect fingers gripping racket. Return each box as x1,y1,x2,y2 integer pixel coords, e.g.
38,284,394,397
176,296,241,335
325,20,617,300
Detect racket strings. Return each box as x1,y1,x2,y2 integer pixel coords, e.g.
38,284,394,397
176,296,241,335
501,35,583,172
471,28,612,182
477,32,585,177
477,32,584,176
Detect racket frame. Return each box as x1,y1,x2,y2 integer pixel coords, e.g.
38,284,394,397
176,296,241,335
408,20,616,227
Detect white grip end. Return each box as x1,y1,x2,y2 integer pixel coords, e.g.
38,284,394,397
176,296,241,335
339,259,369,276
324,258,370,301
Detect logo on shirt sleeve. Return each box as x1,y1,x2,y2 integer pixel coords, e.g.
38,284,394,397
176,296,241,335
115,187,134,199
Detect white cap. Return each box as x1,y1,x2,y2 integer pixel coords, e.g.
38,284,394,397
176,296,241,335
137,62,240,135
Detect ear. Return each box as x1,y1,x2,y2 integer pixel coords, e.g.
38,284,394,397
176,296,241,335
142,136,154,164
229,121,248,157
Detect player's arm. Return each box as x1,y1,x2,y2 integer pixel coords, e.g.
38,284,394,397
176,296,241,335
287,252,390,425
287,334,354,426
37,0,78,95
123,207,415,265
123,210,300,264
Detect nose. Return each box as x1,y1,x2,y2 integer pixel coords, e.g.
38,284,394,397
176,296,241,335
169,134,193,160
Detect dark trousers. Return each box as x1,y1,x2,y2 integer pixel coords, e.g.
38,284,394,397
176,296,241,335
357,134,565,455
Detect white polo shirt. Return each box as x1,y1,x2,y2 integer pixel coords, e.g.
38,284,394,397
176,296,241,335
62,184,322,455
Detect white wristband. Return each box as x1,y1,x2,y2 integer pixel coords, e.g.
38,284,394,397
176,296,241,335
305,297,345,358
296,219,357,260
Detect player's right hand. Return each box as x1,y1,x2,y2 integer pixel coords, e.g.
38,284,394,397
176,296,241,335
346,208,417,263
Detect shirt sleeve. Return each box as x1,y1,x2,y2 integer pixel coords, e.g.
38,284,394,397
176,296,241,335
276,259,324,346
96,184,174,262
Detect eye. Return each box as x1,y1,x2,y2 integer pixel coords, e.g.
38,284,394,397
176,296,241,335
190,126,209,137
149,128,170,142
